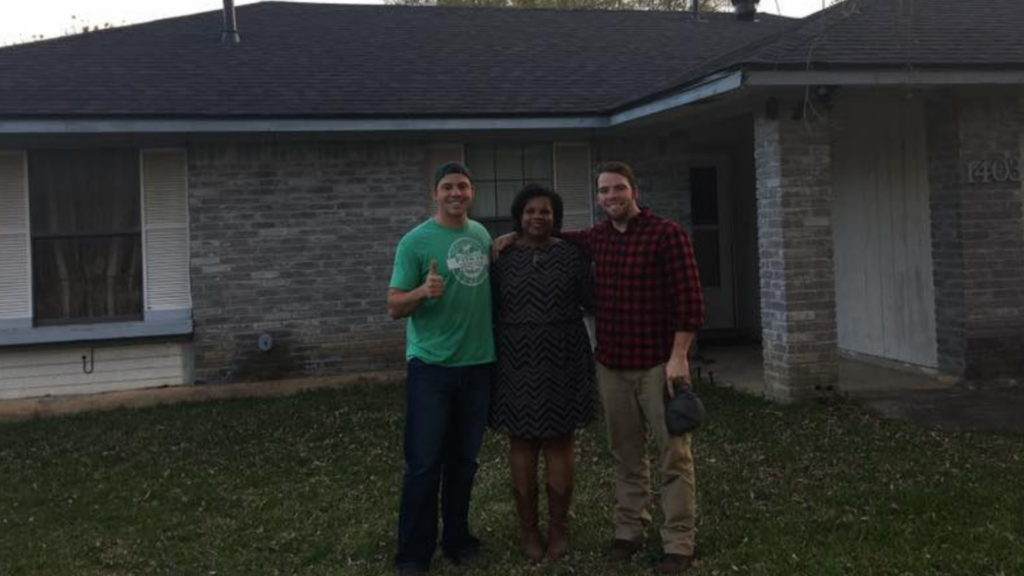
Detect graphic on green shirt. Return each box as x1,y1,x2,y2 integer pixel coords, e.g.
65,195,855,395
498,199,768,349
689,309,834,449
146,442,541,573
447,236,489,286
389,219,495,367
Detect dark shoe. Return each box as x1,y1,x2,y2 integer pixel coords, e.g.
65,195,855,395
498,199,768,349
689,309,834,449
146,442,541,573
394,564,425,576
446,546,489,570
609,538,643,561
657,553,694,574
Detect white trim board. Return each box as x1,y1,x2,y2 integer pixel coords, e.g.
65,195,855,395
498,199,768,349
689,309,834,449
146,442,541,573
0,315,192,347
0,116,610,135
609,71,743,125
745,70,1024,86
3,68,1021,135
0,72,746,135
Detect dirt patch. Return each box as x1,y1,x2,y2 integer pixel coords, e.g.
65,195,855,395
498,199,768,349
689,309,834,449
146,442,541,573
0,370,404,422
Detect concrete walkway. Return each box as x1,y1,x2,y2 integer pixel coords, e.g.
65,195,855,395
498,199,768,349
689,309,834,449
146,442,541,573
697,343,1024,435
856,384,1024,434
696,343,955,397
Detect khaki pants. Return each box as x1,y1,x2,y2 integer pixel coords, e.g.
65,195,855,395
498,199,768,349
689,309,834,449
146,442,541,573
597,362,696,555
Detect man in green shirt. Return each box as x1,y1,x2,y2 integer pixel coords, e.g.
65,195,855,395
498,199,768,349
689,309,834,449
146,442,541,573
387,161,495,576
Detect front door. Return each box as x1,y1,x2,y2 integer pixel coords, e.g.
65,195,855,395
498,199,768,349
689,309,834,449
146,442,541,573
689,160,735,331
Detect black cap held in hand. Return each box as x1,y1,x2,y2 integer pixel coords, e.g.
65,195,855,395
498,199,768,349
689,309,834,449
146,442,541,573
665,386,705,436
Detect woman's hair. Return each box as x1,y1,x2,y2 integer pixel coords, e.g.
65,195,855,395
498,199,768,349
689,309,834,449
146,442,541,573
510,183,564,234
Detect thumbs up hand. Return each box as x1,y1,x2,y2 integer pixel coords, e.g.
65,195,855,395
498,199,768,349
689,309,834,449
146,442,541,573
422,258,445,299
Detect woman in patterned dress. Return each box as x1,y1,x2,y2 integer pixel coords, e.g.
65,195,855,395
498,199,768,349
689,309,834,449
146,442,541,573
491,183,597,562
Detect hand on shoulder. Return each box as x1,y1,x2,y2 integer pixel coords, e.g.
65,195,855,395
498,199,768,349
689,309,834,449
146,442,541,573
491,232,520,260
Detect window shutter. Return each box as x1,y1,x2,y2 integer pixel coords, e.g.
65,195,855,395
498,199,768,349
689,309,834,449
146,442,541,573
554,143,593,231
425,143,465,211
0,151,31,326
141,149,191,315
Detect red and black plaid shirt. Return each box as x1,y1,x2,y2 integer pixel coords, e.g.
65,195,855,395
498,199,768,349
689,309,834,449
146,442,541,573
563,207,705,370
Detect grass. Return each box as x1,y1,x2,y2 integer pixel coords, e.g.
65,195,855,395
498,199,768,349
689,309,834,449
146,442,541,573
0,382,1021,576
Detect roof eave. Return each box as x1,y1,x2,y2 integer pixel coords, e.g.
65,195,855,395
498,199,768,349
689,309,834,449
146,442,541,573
5,67,1021,136
0,73,747,135
609,70,744,126
745,67,1024,86
0,115,611,135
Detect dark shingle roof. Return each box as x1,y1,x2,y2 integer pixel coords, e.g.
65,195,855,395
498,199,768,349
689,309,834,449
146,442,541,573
1,0,1022,121
624,0,1024,109
0,2,791,119
730,0,1024,71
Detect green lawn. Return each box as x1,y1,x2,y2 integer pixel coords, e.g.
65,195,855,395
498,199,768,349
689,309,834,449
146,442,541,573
0,382,1021,576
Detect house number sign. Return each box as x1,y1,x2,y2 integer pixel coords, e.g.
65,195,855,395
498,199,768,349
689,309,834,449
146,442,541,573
964,158,1022,184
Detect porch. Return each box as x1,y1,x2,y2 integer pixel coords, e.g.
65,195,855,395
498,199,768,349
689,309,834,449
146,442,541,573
696,342,954,398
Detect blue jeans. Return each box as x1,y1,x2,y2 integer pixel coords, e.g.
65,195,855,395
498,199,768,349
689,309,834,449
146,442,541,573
395,358,492,570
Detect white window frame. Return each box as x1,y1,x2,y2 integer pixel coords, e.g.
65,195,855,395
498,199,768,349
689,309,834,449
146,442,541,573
0,147,192,346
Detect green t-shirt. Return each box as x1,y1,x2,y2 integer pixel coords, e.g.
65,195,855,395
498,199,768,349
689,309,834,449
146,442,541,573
389,218,495,367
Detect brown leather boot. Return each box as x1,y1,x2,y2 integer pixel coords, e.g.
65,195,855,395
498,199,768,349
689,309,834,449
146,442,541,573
543,434,575,561
510,437,545,562
657,553,695,573
544,483,571,560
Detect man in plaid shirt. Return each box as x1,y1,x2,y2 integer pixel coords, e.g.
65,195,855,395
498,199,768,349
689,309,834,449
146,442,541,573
556,161,705,573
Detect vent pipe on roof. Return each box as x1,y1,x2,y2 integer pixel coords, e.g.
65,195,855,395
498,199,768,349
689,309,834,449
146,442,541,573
222,0,240,44
692,0,699,15
731,0,759,21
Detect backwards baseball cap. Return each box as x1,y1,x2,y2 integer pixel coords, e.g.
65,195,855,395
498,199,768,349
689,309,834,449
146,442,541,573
433,161,473,188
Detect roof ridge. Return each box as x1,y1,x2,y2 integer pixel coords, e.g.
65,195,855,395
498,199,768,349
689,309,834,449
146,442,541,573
0,6,223,51
748,0,872,64
606,0,870,110
242,1,789,17
706,0,869,68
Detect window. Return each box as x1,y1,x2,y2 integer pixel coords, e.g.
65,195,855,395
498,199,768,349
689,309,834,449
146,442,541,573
465,143,554,236
690,167,721,287
29,149,143,325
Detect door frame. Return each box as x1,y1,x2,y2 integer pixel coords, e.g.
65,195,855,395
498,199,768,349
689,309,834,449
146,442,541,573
687,153,736,332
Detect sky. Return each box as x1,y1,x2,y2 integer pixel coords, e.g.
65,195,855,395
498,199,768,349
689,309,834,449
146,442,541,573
0,0,830,46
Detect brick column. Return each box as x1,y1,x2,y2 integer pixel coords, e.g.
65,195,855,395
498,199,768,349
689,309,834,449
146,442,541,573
755,107,838,402
926,94,968,377
926,89,1024,381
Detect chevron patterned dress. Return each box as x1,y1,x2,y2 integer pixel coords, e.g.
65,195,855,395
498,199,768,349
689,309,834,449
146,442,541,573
490,241,597,439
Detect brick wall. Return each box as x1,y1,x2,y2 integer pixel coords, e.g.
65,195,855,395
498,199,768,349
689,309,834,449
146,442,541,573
754,107,839,402
188,141,428,383
593,134,694,227
926,89,1024,380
